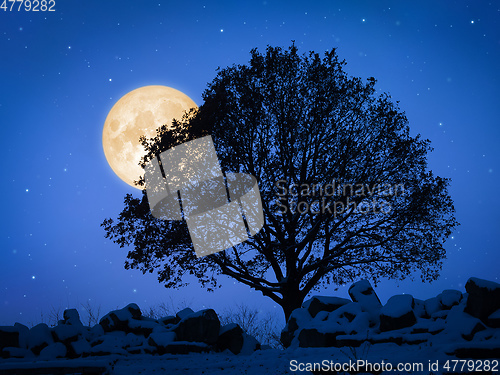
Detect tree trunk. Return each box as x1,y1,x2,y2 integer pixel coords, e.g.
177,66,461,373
281,285,305,322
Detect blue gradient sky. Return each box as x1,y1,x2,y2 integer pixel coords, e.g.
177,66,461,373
1,0,499,326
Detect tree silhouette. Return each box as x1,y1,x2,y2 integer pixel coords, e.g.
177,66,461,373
101,44,458,322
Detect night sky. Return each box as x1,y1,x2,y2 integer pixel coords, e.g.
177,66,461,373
1,0,499,326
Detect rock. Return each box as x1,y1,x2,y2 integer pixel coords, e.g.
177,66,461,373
217,323,244,354
239,333,260,354
173,309,220,345
379,294,416,332
328,302,363,324
159,315,179,326
89,332,128,356
302,296,351,318
464,277,500,323
297,328,338,348
28,323,54,355
127,343,157,355
1,347,33,359
413,299,427,318
85,324,104,342
148,332,176,348
0,324,29,351
438,290,462,310
39,342,67,360
280,308,311,348
99,303,142,333
127,318,163,337
348,280,382,313
14,323,30,349
431,310,449,320
69,338,92,358
52,323,82,343
176,308,194,321
124,333,145,348
487,309,500,328
63,309,84,326
0,327,20,350
424,297,441,316
446,305,486,341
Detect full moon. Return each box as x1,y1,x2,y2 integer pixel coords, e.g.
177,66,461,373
102,85,197,189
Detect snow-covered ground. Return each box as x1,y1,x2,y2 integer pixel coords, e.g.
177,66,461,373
2,343,490,375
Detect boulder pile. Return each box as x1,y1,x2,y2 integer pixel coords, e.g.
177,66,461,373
281,277,500,359
0,304,261,360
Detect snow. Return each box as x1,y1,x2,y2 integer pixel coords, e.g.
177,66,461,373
0,358,112,373
0,343,491,375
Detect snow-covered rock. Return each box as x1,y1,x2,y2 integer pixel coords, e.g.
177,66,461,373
464,277,500,324
1,347,34,359
424,296,441,316
280,308,311,348
438,289,463,309
379,294,416,332
85,324,104,342
69,338,92,358
158,315,178,326
148,331,176,349
53,323,82,343
39,342,67,360
302,296,351,318
217,323,244,354
0,324,29,350
173,309,220,345
445,305,486,341
28,323,54,355
239,333,260,355
176,307,194,321
348,279,382,313
487,309,500,328
99,303,142,333
63,309,84,327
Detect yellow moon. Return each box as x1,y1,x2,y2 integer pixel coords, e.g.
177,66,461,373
102,85,197,189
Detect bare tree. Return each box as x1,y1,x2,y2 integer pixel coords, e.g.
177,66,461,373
81,300,102,327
